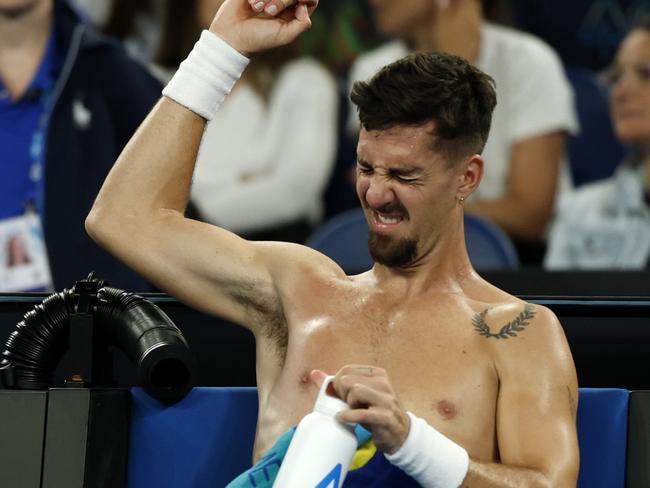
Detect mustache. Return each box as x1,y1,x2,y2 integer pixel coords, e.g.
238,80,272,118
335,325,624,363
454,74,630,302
364,201,408,215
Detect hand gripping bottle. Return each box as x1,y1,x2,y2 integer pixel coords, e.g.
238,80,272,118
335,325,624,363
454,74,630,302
273,376,357,488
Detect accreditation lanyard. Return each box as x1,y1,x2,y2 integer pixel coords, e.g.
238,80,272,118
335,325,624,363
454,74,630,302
26,31,62,220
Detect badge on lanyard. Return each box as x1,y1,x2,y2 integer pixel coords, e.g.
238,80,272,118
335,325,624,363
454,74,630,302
0,213,53,292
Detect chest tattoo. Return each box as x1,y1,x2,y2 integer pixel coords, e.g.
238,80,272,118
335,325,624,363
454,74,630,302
472,304,536,340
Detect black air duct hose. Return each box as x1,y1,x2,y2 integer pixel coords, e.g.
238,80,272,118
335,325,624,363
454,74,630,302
0,290,76,390
0,279,197,404
94,287,197,404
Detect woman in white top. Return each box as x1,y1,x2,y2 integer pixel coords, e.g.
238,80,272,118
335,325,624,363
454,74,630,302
155,0,338,243
545,17,650,269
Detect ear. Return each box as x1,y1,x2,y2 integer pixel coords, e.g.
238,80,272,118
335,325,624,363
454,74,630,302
457,154,483,200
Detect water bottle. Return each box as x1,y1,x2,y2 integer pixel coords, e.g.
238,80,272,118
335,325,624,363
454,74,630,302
273,376,357,488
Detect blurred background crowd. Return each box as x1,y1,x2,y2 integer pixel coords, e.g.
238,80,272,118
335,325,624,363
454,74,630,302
2,0,650,292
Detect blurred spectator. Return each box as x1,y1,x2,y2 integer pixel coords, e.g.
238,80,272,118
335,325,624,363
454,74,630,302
155,0,338,243
71,0,164,64
102,0,164,64
69,0,112,26
512,0,650,71
293,0,383,75
347,0,578,264
0,0,161,291
545,17,650,269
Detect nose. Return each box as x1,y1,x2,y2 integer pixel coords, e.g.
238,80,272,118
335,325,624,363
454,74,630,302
364,177,395,210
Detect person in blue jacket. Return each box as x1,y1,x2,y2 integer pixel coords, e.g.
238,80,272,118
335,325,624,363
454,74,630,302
0,0,161,291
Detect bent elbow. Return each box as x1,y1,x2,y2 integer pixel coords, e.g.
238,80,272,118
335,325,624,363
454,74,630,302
85,206,108,247
85,198,125,250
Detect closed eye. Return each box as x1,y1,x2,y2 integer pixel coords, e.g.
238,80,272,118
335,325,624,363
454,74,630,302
390,171,422,184
396,176,419,183
357,164,373,175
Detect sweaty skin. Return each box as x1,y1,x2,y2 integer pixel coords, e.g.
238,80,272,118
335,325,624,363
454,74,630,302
86,1,579,486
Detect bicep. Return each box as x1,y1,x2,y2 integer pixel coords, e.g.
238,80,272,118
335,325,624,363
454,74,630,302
107,212,280,329
495,311,579,485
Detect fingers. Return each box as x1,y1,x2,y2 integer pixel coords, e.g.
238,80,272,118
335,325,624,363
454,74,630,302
271,6,312,43
249,0,317,16
342,381,389,410
329,365,391,405
309,369,328,388
248,0,290,16
330,370,411,454
337,405,387,425
338,364,387,378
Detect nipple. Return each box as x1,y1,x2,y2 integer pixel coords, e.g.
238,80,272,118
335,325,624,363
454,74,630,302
437,400,458,420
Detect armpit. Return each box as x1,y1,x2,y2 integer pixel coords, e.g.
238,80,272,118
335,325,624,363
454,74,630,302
230,279,288,360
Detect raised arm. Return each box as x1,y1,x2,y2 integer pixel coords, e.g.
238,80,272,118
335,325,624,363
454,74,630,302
85,0,321,329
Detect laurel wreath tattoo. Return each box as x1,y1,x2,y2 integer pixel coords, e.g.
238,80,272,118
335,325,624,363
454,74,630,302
472,304,536,339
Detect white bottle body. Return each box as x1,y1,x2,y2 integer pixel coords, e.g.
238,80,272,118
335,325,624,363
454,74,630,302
272,411,357,488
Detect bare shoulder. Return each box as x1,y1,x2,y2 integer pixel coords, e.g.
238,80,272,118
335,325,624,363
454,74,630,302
255,240,347,284
466,280,572,364
473,294,576,387
472,299,563,343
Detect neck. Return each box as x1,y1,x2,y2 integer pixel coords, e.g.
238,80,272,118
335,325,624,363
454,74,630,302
644,154,650,193
0,0,53,98
411,0,482,64
371,214,478,295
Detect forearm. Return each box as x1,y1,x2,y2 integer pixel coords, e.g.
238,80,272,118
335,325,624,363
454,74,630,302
87,99,205,242
88,30,249,247
385,412,573,488
99,98,203,212
461,459,552,488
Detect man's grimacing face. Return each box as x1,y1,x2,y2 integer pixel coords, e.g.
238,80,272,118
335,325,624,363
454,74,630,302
355,122,462,268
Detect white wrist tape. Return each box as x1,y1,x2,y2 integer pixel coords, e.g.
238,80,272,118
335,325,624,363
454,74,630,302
385,412,469,488
162,30,249,120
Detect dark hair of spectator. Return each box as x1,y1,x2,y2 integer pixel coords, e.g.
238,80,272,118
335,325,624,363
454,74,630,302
103,0,153,40
351,52,497,164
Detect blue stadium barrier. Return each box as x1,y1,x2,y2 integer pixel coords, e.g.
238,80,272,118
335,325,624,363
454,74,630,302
128,387,630,488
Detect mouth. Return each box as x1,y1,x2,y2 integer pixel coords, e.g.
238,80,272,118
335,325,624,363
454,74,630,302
371,210,406,232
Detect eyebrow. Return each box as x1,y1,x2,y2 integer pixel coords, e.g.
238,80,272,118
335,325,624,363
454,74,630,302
356,158,423,174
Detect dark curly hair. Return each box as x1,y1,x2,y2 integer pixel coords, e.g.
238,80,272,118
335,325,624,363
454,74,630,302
351,52,497,164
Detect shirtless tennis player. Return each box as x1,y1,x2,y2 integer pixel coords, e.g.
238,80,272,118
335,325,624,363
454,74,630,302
86,0,579,486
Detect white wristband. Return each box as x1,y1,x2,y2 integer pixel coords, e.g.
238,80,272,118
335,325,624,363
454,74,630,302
162,30,250,120
385,412,469,488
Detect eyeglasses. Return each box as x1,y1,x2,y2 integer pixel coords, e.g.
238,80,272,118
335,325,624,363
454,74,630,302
603,62,650,87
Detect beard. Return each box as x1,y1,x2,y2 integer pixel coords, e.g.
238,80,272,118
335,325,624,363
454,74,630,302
368,231,418,267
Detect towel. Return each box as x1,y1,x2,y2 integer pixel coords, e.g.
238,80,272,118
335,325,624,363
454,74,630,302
226,425,421,487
